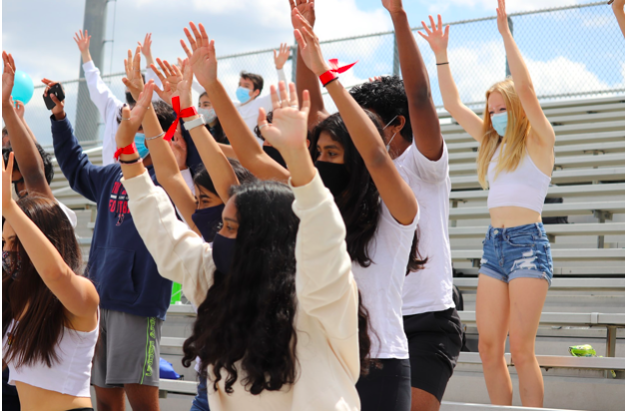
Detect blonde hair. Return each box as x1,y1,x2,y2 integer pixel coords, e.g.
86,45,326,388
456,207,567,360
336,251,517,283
477,78,532,189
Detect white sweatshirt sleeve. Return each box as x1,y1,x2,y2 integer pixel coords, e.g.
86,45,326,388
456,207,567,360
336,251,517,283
291,171,359,366
82,61,123,122
123,171,215,307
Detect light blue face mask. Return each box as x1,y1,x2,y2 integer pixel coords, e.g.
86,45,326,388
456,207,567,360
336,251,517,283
236,87,252,104
491,112,508,137
134,133,149,159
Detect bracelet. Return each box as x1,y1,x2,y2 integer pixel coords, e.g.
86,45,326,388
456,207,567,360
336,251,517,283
145,132,166,141
119,156,143,165
436,62,449,66
322,77,339,88
319,70,339,87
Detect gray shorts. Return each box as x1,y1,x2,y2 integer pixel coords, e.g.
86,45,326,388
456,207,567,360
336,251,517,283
92,309,162,388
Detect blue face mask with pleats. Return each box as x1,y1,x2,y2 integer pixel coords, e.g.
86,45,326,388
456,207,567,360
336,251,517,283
491,112,508,137
134,133,149,158
236,87,252,104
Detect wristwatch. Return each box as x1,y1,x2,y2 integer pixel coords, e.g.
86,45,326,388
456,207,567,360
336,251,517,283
183,115,206,131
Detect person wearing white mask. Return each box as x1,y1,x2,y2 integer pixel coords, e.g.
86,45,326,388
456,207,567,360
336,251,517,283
197,92,228,144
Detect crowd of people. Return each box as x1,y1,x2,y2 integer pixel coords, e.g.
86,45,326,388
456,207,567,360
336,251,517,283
3,1,625,411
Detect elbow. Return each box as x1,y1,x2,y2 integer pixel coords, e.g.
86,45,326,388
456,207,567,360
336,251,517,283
515,82,535,97
410,85,432,106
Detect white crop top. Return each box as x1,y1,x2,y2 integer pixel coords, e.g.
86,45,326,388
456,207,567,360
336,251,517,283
2,310,99,398
487,144,551,213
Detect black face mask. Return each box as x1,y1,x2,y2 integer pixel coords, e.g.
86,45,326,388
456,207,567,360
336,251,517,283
2,250,21,280
125,91,136,106
212,233,237,274
315,161,350,198
191,204,225,243
263,145,286,168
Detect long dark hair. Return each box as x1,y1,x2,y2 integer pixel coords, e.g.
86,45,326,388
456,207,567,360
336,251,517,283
2,196,83,368
192,159,256,197
182,181,299,395
310,112,382,267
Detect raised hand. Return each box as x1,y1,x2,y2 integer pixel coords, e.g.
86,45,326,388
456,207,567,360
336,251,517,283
42,78,65,118
176,58,194,109
115,82,155,149
496,0,511,36
2,51,16,104
292,9,330,76
418,15,450,57
150,58,184,106
258,82,310,153
180,22,218,88
274,43,291,70
14,100,25,119
289,0,316,29
382,0,404,14
2,152,15,212
138,33,154,64
73,30,92,63
122,47,144,101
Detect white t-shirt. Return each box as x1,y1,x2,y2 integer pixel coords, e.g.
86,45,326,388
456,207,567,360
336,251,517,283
352,199,419,359
56,199,78,229
394,140,455,316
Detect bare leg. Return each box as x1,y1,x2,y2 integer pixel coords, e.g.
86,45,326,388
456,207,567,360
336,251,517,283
410,387,440,411
124,384,160,411
508,277,549,407
94,386,126,411
476,274,512,405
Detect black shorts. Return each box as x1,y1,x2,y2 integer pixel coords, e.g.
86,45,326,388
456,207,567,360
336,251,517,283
403,307,463,402
356,358,411,411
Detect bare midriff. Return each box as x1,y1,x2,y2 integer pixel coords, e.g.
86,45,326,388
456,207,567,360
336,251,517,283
489,206,542,228
15,381,93,411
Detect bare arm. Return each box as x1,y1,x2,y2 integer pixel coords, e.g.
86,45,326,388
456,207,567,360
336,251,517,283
419,16,484,142
613,0,625,39
14,100,38,142
295,15,418,225
289,0,329,130
181,22,290,182
497,0,554,146
2,53,52,198
384,0,442,160
2,154,99,322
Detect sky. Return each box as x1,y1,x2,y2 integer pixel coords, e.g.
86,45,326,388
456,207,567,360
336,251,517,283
2,0,623,146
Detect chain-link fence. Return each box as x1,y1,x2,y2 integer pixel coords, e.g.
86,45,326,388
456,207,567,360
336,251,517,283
22,1,625,148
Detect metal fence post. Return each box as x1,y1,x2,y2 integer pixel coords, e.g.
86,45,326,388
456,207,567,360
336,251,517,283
291,42,298,85
393,33,400,77
505,16,514,77
76,0,108,143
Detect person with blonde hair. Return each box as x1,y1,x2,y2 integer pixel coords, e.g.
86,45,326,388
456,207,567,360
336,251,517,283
420,0,555,407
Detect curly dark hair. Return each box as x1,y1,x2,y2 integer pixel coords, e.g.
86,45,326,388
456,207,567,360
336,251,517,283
3,143,54,185
350,76,413,144
310,111,382,267
182,180,299,395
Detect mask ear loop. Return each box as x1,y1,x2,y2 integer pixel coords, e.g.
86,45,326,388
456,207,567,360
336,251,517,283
382,115,399,153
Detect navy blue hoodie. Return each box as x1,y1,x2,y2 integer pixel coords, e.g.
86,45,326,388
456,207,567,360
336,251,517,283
51,115,172,320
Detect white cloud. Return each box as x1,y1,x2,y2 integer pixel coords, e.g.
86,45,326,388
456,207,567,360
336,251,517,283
439,0,581,13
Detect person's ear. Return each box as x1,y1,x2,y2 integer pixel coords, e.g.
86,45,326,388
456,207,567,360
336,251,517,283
252,88,260,99
394,115,407,134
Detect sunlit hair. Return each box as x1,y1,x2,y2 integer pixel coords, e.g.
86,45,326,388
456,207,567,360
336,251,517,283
477,78,531,189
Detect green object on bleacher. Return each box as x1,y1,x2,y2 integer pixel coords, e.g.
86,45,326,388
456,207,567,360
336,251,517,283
568,344,596,357
170,282,182,304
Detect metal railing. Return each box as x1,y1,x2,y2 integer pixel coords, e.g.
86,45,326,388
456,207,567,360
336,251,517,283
20,1,625,148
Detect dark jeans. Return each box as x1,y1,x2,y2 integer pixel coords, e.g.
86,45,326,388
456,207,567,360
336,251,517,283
190,374,210,411
356,358,411,411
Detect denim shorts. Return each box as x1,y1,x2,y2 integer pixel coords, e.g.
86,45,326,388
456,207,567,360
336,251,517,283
480,223,553,286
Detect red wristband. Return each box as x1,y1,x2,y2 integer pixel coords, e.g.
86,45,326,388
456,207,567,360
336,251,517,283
319,70,339,87
163,97,199,141
114,143,138,160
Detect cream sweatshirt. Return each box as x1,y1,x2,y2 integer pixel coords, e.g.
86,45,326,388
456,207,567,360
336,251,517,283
123,170,361,411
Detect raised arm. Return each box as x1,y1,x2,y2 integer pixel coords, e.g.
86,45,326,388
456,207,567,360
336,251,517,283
2,52,52,198
181,22,290,182
613,0,625,39
115,84,215,307
497,0,554,146
258,84,359,376
419,16,484,142
2,153,99,324
138,33,164,103
295,12,418,225
289,0,329,130
14,100,37,142
383,0,442,160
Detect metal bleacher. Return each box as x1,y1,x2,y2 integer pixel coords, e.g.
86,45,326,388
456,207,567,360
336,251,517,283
50,95,624,410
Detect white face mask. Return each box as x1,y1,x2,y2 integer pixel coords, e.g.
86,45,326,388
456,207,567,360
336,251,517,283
382,115,399,152
198,107,217,124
